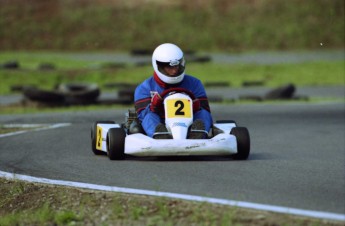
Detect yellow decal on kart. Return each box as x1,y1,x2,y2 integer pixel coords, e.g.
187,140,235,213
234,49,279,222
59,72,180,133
166,99,191,118
96,125,102,150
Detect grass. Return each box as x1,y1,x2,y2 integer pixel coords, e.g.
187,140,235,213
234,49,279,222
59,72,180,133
0,51,343,114
0,0,343,51
0,52,343,95
0,1,343,224
188,61,345,87
0,178,342,226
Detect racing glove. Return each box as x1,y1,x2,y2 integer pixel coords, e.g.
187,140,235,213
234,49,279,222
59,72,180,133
150,92,164,113
192,99,201,112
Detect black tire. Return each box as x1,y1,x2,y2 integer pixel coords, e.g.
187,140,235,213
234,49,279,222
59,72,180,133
23,87,65,103
204,81,230,87
216,120,237,125
207,95,223,103
239,95,263,102
242,80,265,87
107,128,126,160
11,85,37,92
38,63,56,71
118,88,135,102
230,127,250,160
1,61,19,69
264,83,295,100
130,49,151,56
186,55,212,63
91,121,115,155
57,83,100,104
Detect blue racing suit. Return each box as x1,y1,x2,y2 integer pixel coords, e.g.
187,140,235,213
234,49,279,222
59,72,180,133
134,72,213,137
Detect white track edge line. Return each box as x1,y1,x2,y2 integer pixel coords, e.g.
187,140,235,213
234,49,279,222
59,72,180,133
0,171,344,222
0,123,71,138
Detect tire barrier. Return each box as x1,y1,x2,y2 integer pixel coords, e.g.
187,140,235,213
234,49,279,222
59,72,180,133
204,81,231,87
242,80,265,87
118,89,134,102
264,83,296,100
15,82,307,107
23,87,65,103
130,49,212,64
97,97,133,105
20,83,136,106
185,55,212,63
101,62,127,69
239,95,263,102
130,49,196,56
103,83,135,89
208,95,224,103
239,83,304,102
22,83,101,106
38,63,56,71
11,85,37,92
56,83,100,105
1,61,19,69
130,49,152,56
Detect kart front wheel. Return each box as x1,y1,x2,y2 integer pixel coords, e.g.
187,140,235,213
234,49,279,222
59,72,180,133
230,127,250,160
91,121,115,155
107,128,126,160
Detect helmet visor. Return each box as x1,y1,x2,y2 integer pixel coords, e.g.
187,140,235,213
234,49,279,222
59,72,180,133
156,58,185,77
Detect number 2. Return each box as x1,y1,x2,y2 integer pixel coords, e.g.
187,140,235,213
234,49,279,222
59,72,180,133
175,100,185,115
166,99,191,118
96,126,103,150
97,128,102,147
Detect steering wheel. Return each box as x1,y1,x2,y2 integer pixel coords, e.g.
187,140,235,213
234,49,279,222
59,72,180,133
159,87,196,100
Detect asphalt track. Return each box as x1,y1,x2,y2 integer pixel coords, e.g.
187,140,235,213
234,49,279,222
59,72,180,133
0,101,344,217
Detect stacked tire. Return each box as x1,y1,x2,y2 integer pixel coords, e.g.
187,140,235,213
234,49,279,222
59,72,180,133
23,83,100,106
57,83,100,105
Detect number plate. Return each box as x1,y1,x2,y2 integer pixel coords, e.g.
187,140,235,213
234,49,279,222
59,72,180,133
166,99,192,118
96,125,103,150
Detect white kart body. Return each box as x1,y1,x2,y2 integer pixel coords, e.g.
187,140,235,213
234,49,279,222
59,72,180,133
94,93,239,157
124,129,237,156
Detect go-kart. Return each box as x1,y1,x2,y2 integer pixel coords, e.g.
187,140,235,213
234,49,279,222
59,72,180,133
91,88,250,160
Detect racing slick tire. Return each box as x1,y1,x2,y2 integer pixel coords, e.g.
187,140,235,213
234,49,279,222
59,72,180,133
230,127,250,160
91,121,116,155
107,128,126,160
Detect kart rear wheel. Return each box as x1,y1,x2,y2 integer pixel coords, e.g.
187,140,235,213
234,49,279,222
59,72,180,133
91,121,115,155
107,128,126,160
230,127,250,160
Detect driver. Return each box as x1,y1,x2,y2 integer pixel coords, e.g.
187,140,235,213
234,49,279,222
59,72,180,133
134,43,213,139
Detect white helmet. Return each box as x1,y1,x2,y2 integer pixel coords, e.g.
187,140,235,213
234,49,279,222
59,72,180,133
152,43,185,84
